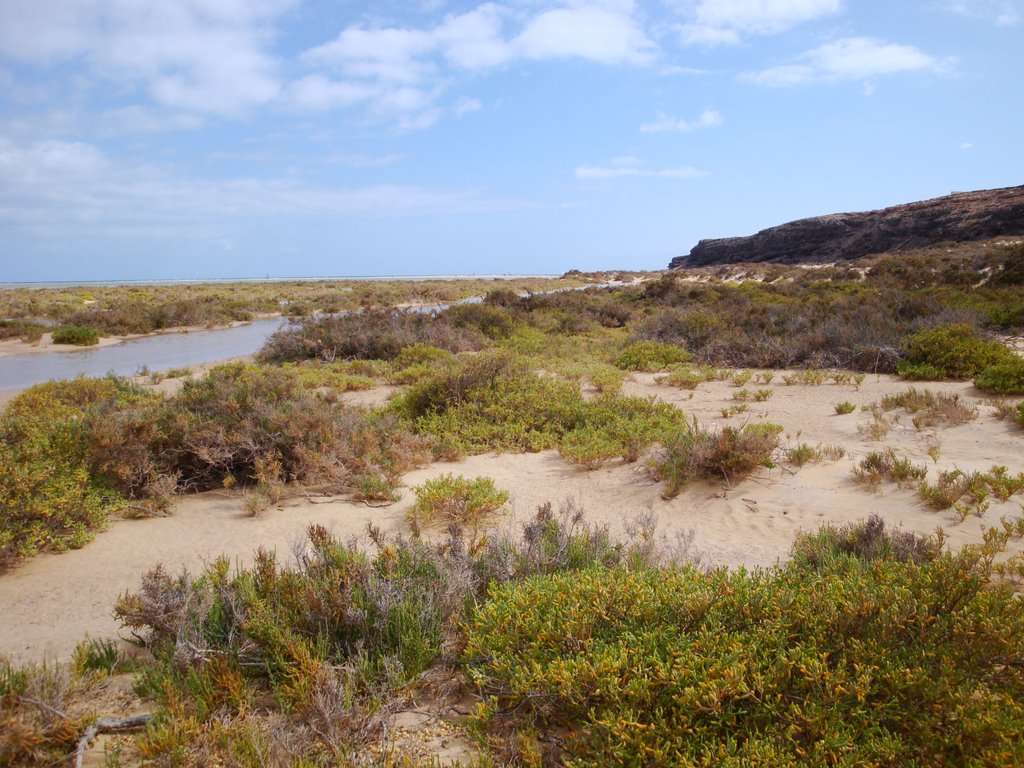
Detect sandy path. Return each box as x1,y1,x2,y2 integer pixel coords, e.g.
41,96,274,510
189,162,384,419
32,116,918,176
1,373,1022,663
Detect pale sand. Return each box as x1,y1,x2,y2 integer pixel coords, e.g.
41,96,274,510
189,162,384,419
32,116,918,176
1,373,1023,663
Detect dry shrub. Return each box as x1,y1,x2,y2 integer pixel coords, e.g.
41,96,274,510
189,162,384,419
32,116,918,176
652,422,781,497
258,310,480,363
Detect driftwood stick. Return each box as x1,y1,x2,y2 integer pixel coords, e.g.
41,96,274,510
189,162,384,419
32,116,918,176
75,714,152,768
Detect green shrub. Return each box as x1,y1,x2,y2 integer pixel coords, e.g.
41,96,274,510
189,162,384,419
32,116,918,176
393,351,588,453
407,474,509,530
975,357,1024,394
465,538,1024,766
51,325,99,345
897,323,1015,380
0,377,153,568
834,400,856,414
614,341,692,372
558,426,622,469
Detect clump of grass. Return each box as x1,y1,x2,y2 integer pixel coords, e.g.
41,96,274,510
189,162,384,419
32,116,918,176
407,474,509,531
918,466,1024,519
852,448,928,489
782,369,826,386
720,403,749,418
656,364,729,390
857,405,898,440
880,387,977,429
834,400,856,415
785,442,844,466
730,369,753,387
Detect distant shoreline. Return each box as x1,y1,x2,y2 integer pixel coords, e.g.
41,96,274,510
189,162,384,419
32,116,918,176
0,274,560,290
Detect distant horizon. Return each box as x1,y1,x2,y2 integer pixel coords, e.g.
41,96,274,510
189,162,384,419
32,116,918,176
0,273,576,290
2,1,1022,281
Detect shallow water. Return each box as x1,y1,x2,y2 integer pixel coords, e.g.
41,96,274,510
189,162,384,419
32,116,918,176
0,282,622,391
0,317,285,390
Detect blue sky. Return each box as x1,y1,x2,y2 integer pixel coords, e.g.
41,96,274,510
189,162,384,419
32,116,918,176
0,0,1021,281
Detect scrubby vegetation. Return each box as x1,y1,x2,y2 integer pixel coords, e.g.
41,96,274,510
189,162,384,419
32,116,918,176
50,325,99,345
975,356,1024,394
466,517,1024,766
0,276,589,336
4,246,1024,764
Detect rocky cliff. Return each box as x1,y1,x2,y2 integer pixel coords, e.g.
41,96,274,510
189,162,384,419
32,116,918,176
670,185,1024,268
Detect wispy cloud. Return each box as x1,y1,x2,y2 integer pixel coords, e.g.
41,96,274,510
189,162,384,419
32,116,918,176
640,108,722,133
675,0,842,46
0,136,518,236
575,163,708,179
745,37,952,86
944,1,1020,26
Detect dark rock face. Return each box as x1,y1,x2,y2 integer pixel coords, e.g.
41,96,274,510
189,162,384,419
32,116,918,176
670,185,1024,269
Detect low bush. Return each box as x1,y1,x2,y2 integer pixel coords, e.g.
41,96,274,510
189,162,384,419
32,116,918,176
0,319,45,342
834,400,856,414
852,448,927,489
614,340,691,371
897,323,1016,380
51,325,99,345
880,387,978,429
0,653,100,764
652,422,781,497
407,474,508,531
108,502,669,764
918,465,1024,519
465,526,1024,766
0,377,155,569
975,356,1024,394
258,310,480,363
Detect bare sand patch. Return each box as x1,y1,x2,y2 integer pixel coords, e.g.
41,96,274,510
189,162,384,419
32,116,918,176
1,375,1022,664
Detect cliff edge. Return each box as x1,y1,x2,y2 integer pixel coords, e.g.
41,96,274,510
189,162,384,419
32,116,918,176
670,185,1024,268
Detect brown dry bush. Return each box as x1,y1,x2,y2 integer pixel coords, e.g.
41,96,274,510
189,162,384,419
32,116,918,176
258,310,481,363
87,364,430,502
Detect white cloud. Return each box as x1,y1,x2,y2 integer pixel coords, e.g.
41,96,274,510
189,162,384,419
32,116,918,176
302,26,436,84
516,5,655,64
675,0,842,45
290,75,378,111
0,0,295,115
640,108,722,133
960,141,974,150
746,37,951,86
